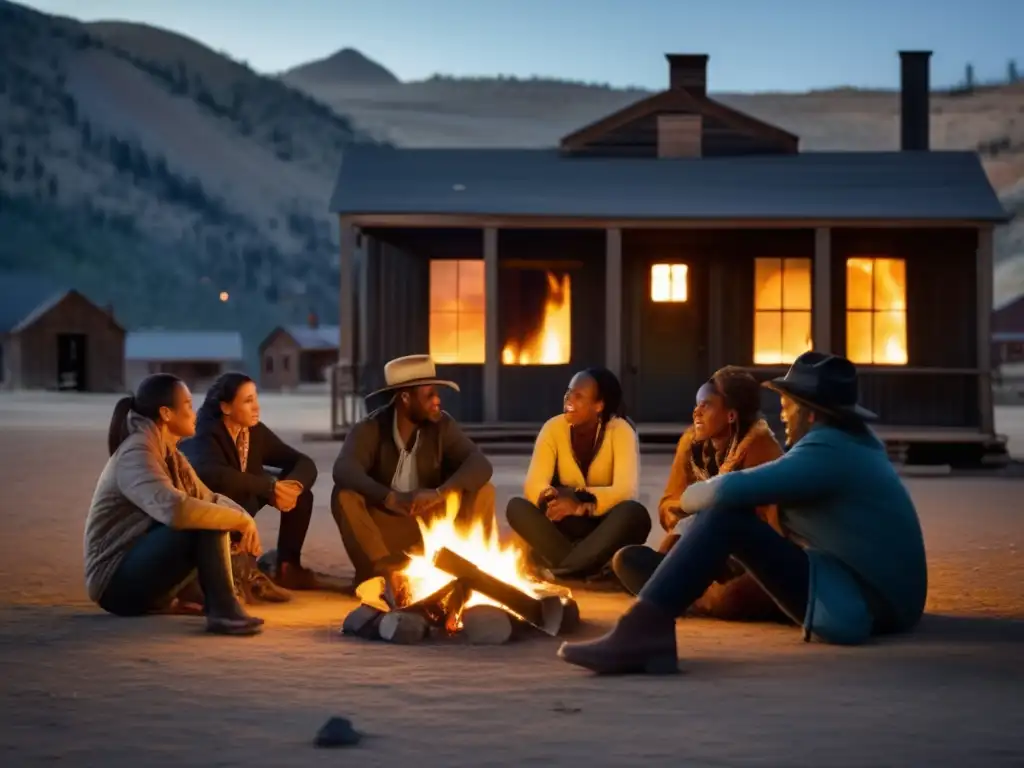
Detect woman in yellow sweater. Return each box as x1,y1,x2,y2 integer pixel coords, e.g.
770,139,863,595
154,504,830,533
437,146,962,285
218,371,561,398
506,367,650,580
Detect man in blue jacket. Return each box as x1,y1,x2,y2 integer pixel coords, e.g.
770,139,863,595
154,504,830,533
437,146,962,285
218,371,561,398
558,351,928,675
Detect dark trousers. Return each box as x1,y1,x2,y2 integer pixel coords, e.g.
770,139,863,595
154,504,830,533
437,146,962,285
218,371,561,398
231,484,314,565
98,524,238,617
639,503,810,624
332,484,498,583
505,496,652,577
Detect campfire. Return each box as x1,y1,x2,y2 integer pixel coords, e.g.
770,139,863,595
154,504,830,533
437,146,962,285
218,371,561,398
501,271,571,365
342,493,580,645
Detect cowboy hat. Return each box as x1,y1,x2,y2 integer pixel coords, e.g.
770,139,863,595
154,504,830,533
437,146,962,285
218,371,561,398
762,351,878,422
364,354,460,401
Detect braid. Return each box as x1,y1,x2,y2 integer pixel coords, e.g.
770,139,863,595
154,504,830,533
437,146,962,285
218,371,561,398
710,366,762,437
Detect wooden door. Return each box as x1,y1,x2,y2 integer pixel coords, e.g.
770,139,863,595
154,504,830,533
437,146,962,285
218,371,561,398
627,259,707,422
57,333,88,391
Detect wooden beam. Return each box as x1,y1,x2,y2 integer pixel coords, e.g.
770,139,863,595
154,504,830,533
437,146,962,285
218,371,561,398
976,226,994,434
348,213,1000,231
707,259,724,372
339,218,356,365
605,228,623,378
813,227,832,353
483,228,499,422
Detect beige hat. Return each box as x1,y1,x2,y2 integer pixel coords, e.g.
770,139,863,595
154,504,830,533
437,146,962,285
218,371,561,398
364,354,460,400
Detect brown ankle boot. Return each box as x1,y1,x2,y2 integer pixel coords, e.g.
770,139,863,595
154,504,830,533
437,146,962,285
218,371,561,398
557,599,679,675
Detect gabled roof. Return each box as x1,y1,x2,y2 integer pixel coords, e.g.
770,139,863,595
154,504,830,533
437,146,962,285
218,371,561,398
0,272,123,334
125,330,244,362
559,87,799,153
329,146,1010,223
260,324,340,352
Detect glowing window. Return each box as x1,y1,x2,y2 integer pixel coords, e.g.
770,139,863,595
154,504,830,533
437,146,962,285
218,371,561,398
429,259,486,364
753,258,813,365
846,257,907,365
651,263,688,302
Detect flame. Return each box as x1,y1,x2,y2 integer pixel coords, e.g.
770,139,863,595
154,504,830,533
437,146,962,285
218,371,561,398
400,493,559,613
846,258,908,365
502,272,571,365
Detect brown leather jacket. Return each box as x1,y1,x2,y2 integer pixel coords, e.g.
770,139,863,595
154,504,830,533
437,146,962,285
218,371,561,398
658,419,784,544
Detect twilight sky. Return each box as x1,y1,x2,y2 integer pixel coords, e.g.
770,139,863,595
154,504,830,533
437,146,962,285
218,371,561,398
19,0,1023,92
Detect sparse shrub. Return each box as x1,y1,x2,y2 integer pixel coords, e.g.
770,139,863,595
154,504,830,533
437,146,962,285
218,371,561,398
1010,60,1019,84
48,175,58,200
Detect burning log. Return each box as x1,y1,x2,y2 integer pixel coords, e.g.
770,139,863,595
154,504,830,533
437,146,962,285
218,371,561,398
433,547,580,636
460,604,514,645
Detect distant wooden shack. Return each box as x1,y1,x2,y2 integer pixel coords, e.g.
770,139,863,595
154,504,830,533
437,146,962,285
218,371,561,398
258,314,339,391
124,330,244,391
327,51,1010,461
0,272,124,392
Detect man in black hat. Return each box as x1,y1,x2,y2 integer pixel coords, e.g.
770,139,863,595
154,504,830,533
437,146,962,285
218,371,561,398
330,355,496,588
558,351,929,675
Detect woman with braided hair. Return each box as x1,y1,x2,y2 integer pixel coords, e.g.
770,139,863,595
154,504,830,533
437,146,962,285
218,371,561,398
612,366,787,621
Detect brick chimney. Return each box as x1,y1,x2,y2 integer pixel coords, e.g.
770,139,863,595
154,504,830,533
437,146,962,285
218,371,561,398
307,311,319,329
899,51,931,151
666,54,708,96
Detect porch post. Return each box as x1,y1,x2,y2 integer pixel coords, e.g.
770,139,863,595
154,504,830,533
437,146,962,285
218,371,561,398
483,227,500,422
605,228,623,378
977,226,994,434
339,219,356,364
813,227,832,353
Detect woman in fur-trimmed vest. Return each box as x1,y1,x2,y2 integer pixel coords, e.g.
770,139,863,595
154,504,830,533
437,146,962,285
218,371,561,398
612,366,786,621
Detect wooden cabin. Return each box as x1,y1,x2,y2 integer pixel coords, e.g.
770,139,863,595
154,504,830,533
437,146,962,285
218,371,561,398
327,51,1010,462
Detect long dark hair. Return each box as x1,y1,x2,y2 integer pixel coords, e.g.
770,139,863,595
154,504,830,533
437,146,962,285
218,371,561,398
107,373,183,456
709,366,763,439
582,366,630,428
197,371,255,425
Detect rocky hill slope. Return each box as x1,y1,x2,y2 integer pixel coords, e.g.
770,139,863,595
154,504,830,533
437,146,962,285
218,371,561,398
0,1,380,362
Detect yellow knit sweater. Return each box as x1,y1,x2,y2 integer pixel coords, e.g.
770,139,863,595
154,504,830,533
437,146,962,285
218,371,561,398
523,415,639,516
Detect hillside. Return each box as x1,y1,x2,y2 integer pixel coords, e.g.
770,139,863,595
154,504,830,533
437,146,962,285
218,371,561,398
281,47,400,86
0,1,381,366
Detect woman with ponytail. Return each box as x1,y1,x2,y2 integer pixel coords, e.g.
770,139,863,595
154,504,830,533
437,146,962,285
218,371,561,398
612,366,786,621
506,367,651,581
85,373,265,635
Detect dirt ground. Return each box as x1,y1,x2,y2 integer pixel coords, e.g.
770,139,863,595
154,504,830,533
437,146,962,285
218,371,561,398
1,394,1023,767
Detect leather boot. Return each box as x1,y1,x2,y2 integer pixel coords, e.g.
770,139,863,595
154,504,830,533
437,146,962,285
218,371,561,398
196,532,264,635
557,599,678,675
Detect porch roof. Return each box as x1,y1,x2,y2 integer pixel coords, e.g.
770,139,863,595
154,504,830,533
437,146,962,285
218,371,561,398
328,147,1009,223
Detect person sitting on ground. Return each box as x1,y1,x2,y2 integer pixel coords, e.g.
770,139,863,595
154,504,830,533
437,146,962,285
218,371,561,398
505,367,650,582
331,355,496,588
558,352,929,675
84,373,265,636
612,366,786,620
180,372,320,600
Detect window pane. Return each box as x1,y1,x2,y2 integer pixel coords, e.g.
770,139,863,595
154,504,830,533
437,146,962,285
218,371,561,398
651,264,671,302
782,310,813,362
873,258,906,312
430,261,460,313
429,311,460,364
753,310,783,364
873,310,908,365
754,258,783,310
670,264,688,301
846,311,873,364
846,258,874,310
782,258,812,310
457,260,486,314
457,311,486,364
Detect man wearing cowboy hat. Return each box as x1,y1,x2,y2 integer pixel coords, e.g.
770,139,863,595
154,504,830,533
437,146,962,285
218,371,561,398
558,351,929,675
330,355,496,586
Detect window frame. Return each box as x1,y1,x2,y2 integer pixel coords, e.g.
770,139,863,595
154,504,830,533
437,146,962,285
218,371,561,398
752,256,814,366
428,258,486,365
650,262,689,303
844,255,909,367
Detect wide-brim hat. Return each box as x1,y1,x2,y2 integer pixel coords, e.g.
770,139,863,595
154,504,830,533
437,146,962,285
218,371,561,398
364,354,460,401
762,351,878,422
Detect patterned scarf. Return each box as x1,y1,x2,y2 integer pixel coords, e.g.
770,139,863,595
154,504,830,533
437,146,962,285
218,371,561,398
166,448,199,498
234,426,250,472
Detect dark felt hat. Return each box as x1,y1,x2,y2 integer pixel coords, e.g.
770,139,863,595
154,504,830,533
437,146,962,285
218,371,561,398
762,351,877,422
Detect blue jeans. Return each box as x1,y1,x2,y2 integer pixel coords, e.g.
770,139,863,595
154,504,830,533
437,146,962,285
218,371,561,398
639,504,810,624
99,524,236,617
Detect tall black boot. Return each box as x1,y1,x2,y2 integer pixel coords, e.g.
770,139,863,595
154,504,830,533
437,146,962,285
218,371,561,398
195,531,264,635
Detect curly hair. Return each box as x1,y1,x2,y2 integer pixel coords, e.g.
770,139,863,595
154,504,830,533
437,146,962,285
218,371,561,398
709,366,763,436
